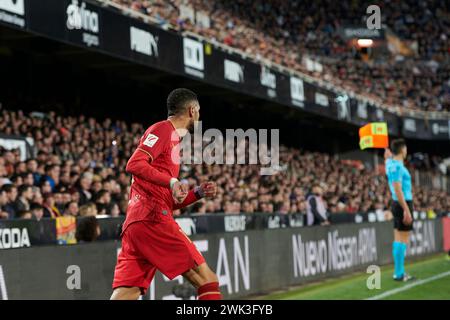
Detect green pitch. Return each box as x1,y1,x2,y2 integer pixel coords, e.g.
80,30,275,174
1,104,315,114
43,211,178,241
259,254,450,300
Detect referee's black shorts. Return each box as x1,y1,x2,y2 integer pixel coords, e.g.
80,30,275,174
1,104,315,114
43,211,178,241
391,200,414,231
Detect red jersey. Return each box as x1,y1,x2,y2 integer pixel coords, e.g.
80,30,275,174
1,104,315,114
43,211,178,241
122,120,181,231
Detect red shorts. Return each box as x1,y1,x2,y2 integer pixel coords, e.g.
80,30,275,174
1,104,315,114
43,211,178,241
112,219,205,295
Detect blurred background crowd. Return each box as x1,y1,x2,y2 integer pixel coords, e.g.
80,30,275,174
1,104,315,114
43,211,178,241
109,0,450,113
1,108,448,221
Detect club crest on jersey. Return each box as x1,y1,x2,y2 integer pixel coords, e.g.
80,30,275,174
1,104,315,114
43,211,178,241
143,133,159,147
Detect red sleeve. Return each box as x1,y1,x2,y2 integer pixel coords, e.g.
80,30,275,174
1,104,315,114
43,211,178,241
172,189,201,210
125,122,173,187
126,149,172,187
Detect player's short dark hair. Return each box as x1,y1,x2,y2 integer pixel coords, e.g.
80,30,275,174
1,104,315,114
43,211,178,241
167,88,198,116
391,139,407,155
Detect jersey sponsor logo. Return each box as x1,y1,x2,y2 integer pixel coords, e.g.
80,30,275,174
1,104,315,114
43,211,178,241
143,133,159,148
130,26,158,57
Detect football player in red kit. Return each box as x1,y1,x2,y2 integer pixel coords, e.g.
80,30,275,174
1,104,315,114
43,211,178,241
111,88,222,300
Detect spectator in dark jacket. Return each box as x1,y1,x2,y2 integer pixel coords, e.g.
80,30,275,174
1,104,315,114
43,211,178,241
13,184,33,215
2,184,18,219
42,193,61,218
30,203,44,221
0,188,10,219
77,173,93,206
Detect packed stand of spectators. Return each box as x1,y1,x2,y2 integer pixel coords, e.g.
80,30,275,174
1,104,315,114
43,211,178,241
0,110,132,220
182,146,449,216
0,108,449,221
108,0,450,112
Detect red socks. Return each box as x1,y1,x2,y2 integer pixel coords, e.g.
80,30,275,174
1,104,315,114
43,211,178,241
197,282,222,300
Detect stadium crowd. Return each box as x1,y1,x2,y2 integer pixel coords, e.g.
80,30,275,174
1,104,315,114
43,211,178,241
108,0,450,112
0,108,449,221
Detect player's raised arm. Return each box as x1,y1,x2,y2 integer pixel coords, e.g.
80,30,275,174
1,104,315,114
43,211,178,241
126,148,171,187
125,123,187,203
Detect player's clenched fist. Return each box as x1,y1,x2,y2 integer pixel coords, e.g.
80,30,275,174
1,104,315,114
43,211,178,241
200,182,217,199
170,178,188,203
